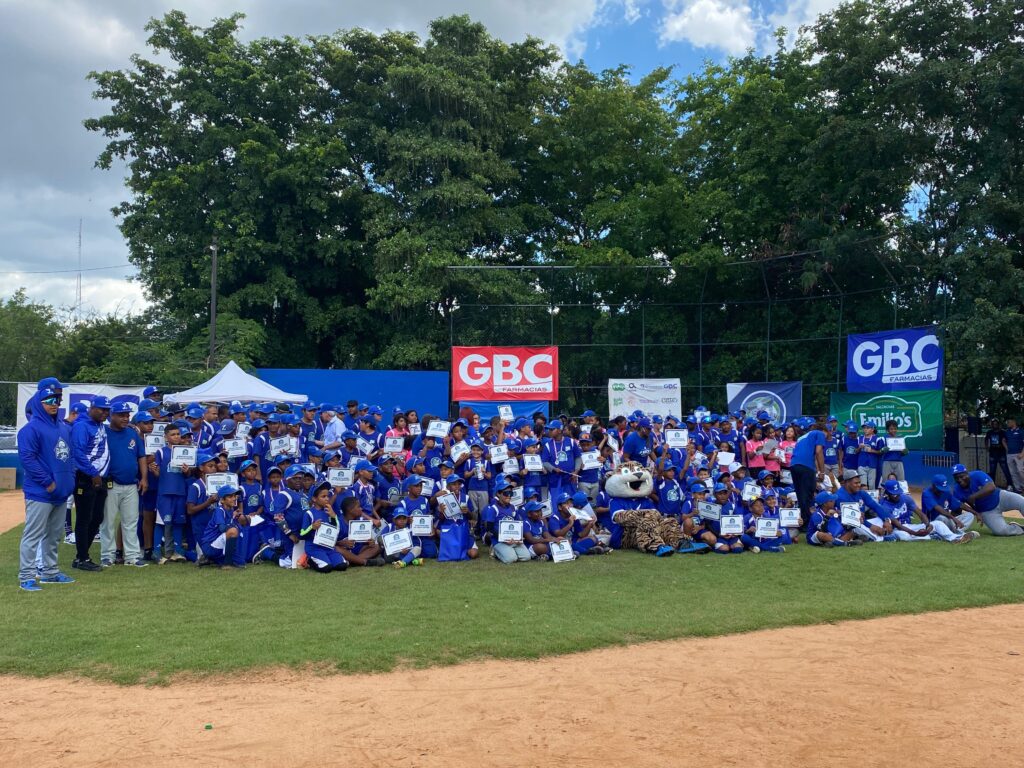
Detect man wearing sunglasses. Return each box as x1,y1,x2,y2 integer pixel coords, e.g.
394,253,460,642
70,396,112,571
18,385,76,590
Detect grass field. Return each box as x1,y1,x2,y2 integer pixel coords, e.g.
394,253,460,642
2,525,1023,685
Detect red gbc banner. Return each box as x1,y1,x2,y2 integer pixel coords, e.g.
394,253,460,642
451,346,559,401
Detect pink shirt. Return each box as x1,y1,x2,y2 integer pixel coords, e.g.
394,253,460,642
745,440,766,468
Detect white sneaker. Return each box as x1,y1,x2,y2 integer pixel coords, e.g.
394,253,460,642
64,532,76,545
749,545,761,553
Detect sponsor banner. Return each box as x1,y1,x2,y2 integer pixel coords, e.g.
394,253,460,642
726,382,802,424
608,378,682,420
829,389,943,449
16,383,144,433
451,346,558,401
846,327,943,392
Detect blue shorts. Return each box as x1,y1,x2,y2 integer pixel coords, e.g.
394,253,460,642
305,542,345,569
157,495,186,525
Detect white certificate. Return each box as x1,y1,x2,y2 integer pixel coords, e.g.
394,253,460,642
288,436,300,455
719,514,743,536
150,422,167,436
207,472,239,495
665,429,689,448
356,436,375,456
497,520,524,543
385,436,405,454
269,437,290,457
327,468,354,488
382,528,413,556
313,522,339,548
694,409,709,421
171,445,197,467
755,517,779,538
541,498,553,518
498,405,514,421
840,503,862,527
420,478,435,495
779,470,793,485
693,451,707,464
450,440,470,463
426,420,451,438
347,519,373,542
437,492,463,520
550,540,574,563
235,422,251,438
410,515,433,536
489,443,509,463
779,507,801,527
716,451,735,466
223,438,247,458
510,486,524,507
581,451,601,471
606,433,620,451
704,478,714,491
502,457,520,475
144,434,165,455
579,424,592,436
408,423,422,435
523,454,543,472
741,483,761,502
697,501,721,521
898,481,909,493
886,437,907,451
772,448,786,461
571,504,595,522
863,489,880,501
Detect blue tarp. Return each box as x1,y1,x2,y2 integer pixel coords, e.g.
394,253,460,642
459,400,550,421
256,369,450,421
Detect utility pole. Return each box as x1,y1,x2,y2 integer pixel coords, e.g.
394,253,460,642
209,236,218,368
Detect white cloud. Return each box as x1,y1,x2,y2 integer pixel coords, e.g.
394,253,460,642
659,0,756,55
766,0,846,47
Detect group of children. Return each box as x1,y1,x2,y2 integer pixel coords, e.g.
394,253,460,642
64,394,983,573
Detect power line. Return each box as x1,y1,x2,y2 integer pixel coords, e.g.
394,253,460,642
0,263,133,276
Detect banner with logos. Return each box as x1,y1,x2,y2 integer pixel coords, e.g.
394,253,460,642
829,389,943,449
726,382,802,424
608,378,682,420
16,383,144,433
846,327,943,392
451,346,558,401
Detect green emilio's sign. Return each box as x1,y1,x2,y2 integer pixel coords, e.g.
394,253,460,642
829,390,943,449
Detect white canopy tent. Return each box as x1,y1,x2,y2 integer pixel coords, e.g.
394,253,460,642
165,360,307,404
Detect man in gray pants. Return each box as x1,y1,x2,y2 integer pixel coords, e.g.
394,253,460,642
952,464,1024,536
17,385,77,590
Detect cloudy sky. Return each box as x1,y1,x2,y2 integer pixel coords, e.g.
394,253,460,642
0,0,839,317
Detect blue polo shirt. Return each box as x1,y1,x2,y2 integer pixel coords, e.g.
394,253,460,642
790,429,826,469
106,426,144,484
921,486,962,521
953,470,999,513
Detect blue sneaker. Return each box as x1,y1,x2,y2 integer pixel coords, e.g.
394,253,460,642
654,544,675,557
39,572,76,584
19,579,42,592
882,534,899,542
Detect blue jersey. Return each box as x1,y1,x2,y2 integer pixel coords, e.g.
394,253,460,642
809,507,844,539
622,431,652,463
857,435,885,469
879,493,918,524
1007,427,1024,455
240,481,264,517
420,447,444,480
655,478,683,518
840,434,859,464
542,437,579,474
71,417,110,477
921,486,962,521
836,487,887,519
300,506,339,541
154,445,188,496
273,487,308,537
823,435,840,465
201,503,240,547
953,471,998,512
106,426,144,484
186,478,215,534
790,429,826,469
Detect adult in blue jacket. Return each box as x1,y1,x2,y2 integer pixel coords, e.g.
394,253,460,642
789,420,828,522
17,386,76,591
71,395,112,570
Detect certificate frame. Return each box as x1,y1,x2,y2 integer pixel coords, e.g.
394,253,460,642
885,437,907,451
488,443,510,463
840,503,862,527
437,493,463,520
171,445,197,467
223,438,247,458
498,405,514,421
697,501,721,521
144,434,165,455
779,507,801,527
382,528,413,556
755,517,779,539
313,522,340,548
550,540,574,563
497,520,524,543
665,429,689,448
327,468,354,488
384,436,405,454
426,420,451,439
206,472,239,495
410,515,434,536
347,519,374,542
719,514,743,536
523,454,543,472
580,451,601,471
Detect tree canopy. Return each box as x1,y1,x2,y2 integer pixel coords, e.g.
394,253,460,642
8,0,1020,415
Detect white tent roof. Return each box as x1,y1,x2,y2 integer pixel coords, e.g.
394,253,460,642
165,360,307,404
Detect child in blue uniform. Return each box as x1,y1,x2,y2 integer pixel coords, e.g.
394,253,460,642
300,480,349,572
707,482,743,553
187,452,220,566
152,423,192,563
522,500,555,560
381,509,425,568
807,491,861,547
199,485,249,569
741,496,784,553
336,496,385,567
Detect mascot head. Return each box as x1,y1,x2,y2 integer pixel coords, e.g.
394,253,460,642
604,461,654,498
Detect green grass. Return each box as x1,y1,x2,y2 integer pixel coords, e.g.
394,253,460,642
2,526,1023,684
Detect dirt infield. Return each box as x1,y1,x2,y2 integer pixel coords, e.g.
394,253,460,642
0,491,24,535
1,604,1023,767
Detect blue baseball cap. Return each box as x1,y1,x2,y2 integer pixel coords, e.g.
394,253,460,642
239,459,257,472
493,477,512,493
197,451,217,466
368,405,383,415
218,419,236,435
70,402,89,415
110,402,133,414
844,420,857,430
571,491,589,507
274,454,293,466
142,386,161,397
523,500,545,513
637,417,652,428
354,459,375,472
582,409,596,418
137,398,160,412
215,484,240,497
685,415,698,424
815,491,837,505
228,403,246,415
757,470,773,481
932,474,949,489
284,465,305,479
554,492,573,506
549,419,563,430
341,431,358,441
254,403,274,414
882,479,902,495
90,396,112,410
652,415,663,424
827,414,838,422
405,456,425,473
713,482,729,493
688,480,708,493
171,419,192,432
403,475,425,490
266,413,281,424
358,403,369,411
952,464,967,475
37,377,65,390
185,406,205,419
756,410,770,420
440,459,455,469
131,412,153,424
250,419,266,430
662,462,676,472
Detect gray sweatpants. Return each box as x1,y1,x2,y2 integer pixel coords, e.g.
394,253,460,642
578,481,599,504
101,483,142,563
858,466,877,489
1009,454,1024,492
980,491,1024,536
19,500,66,582
880,461,905,482
468,490,489,520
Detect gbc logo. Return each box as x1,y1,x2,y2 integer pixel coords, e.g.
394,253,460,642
851,334,940,383
458,354,553,389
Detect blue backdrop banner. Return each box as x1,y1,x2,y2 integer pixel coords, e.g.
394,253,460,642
726,382,803,423
256,369,449,420
846,327,943,392
459,400,550,421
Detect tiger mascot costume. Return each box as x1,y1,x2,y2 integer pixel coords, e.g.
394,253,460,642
603,462,704,556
